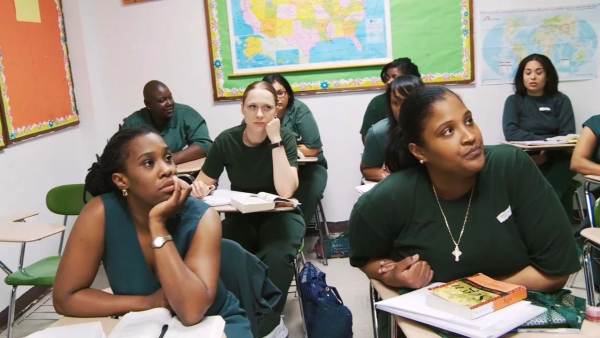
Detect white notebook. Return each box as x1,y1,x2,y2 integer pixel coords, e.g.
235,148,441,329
375,283,546,338
108,308,224,338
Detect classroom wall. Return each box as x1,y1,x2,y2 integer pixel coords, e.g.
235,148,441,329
0,0,599,311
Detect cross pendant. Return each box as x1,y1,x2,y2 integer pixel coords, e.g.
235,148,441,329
452,245,462,262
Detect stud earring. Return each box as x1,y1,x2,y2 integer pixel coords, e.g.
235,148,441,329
419,159,424,164
121,189,128,197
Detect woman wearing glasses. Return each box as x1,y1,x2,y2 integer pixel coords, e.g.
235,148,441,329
263,73,328,227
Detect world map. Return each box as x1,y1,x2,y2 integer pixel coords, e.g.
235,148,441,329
227,0,391,75
481,5,599,85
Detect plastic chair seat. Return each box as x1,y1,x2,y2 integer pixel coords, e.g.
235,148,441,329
4,256,60,286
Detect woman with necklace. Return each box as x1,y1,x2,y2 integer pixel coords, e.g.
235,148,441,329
349,85,579,291
191,81,304,338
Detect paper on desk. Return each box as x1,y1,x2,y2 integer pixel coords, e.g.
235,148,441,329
202,190,252,206
25,321,106,338
376,283,546,338
355,182,377,195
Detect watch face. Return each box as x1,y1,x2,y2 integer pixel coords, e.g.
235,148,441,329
152,235,172,248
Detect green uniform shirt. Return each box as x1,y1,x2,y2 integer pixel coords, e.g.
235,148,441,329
362,118,390,167
202,124,297,194
583,115,600,163
502,92,575,141
122,103,212,153
282,99,327,167
349,145,579,282
360,93,389,138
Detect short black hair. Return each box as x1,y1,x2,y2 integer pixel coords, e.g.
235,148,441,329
514,54,559,96
380,57,421,83
262,73,295,108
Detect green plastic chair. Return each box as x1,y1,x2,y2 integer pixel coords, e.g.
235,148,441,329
2,184,87,338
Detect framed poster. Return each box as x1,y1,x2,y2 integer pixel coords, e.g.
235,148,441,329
205,0,474,100
0,0,78,144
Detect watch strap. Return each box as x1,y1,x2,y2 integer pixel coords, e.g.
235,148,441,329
270,140,284,149
152,234,173,249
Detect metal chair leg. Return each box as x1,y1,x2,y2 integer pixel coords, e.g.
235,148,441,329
585,181,596,227
293,254,308,338
370,283,380,338
6,285,17,338
583,243,598,306
315,201,328,265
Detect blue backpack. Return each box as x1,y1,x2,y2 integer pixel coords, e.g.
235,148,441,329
299,262,353,338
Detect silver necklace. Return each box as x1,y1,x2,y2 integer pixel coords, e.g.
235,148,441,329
431,184,474,262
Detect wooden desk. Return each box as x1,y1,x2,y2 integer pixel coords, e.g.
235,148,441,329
176,158,205,174
504,141,576,151
0,221,64,243
370,279,600,338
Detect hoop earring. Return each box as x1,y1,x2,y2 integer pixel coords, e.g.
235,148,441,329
121,189,128,197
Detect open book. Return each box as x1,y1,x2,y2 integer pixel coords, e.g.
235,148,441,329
108,308,224,338
376,282,545,338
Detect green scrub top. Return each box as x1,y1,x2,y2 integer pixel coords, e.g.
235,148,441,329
362,118,390,168
123,103,212,153
360,93,389,138
583,115,600,163
282,99,327,167
202,124,297,194
349,145,580,282
502,92,575,141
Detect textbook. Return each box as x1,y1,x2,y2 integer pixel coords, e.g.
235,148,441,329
231,191,299,214
376,283,545,338
427,273,527,319
108,308,224,338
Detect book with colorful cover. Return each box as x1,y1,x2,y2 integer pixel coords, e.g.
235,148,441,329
427,273,527,319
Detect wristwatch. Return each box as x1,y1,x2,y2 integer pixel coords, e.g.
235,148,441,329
270,140,284,149
151,235,173,249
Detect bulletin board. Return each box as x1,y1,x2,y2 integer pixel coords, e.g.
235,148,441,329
205,0,473,101
0,0,78,146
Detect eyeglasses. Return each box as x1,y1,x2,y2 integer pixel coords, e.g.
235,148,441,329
276,90,287,97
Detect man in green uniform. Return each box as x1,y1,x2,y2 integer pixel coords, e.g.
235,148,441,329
122,80,212,164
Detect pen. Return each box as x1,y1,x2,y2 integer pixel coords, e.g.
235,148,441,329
158,324,169,338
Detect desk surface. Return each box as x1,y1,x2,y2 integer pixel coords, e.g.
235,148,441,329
176,158,206,174
370,279,600,338
298,156,318,164
504,141,576,151
584,175,600,184
0,221,64,243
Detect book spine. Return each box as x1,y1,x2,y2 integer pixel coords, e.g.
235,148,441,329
488,286,527,311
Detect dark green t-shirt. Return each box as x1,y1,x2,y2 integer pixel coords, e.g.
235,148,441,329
349,145,579,282
202,124,297,194
502,92,575,141
122,103,212,153
583,115,600,163
361,118,390,167
282,99,327,167
360,92,389,138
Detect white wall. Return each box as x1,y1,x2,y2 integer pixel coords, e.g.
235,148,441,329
0,0,599,311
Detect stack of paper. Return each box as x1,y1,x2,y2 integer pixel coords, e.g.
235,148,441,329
375,283,546,338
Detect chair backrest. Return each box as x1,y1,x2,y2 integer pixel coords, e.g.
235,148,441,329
46,184,88,216
595,198,600,227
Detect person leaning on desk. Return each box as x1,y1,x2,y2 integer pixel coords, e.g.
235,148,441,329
122,80,213,164
349,86,580,338
502,53,576,218
52,126,252,337
191,81,304,338
571,114,600,176
263,73,328,226
360,75,422,182
360,57,421,144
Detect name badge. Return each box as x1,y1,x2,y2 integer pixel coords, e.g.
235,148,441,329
497,206,512,223
539,107,551,112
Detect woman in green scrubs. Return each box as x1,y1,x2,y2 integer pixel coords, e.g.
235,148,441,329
192,81,305,337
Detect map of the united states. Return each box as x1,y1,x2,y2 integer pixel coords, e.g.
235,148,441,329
229,0,390,74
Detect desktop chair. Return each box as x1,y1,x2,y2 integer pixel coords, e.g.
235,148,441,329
582,227,600,318
1,184,87,338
